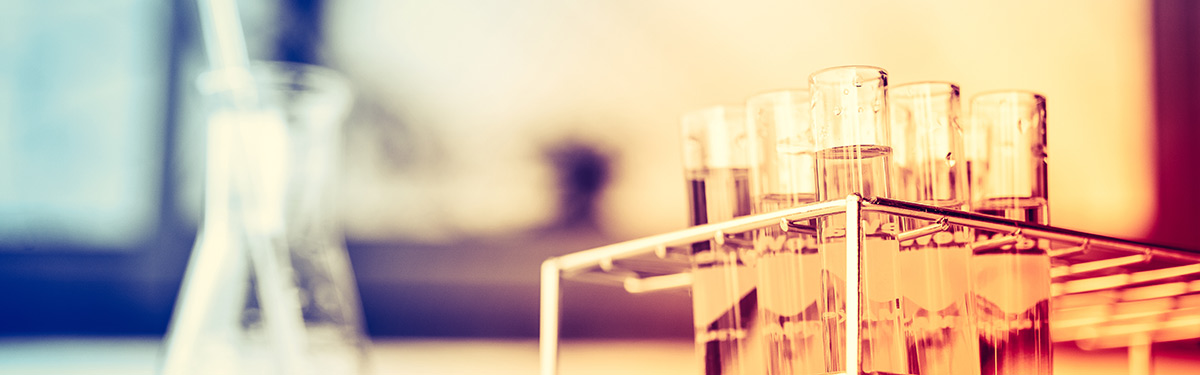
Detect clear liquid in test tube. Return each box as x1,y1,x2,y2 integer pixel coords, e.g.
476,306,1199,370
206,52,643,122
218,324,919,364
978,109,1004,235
889,82,979,375
810,66,909,375
745,90,823,375
681,105,762,375
967,91,1052,375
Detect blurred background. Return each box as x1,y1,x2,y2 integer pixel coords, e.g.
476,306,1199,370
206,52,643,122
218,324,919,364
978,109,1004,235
1,0,1198,364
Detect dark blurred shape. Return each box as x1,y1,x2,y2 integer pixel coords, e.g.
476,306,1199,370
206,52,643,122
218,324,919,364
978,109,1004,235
347,231,692,338
1151,0,1200,250
545,141,611,229
276,0,324,64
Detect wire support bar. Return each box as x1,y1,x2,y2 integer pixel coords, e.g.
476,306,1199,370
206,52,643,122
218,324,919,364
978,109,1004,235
624,273,693,294
539,198,849,375
1051,254,1151,278
895,218,950,242
553,199,848,277
865,197,1200,264
1056,309,1200,347
1054,263,1200,296
1054,293,1200,330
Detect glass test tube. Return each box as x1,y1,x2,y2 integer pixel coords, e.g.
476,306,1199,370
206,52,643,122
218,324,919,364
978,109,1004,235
744,90,823,375
967,91,1052,375
889,82,979,375
810,66,908,374
681,105,762,375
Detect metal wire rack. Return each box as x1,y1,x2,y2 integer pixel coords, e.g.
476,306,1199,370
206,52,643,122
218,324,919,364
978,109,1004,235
539,195,1200,375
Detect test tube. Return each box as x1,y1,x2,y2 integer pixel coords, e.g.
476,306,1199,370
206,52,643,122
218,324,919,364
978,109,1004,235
681,105,762,375
967,91,1052,375
809,66,907,374
889,82,979,375
744,90,822,375
968,91,1049,223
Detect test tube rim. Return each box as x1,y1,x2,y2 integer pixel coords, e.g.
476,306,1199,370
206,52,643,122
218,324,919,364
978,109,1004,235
808,64,889,85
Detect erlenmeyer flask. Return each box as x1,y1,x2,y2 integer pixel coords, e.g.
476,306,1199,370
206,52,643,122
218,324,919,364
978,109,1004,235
161,62,369,375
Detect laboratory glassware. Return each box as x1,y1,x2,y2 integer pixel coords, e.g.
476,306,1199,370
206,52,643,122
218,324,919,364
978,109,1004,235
888,82,979,375
161,62,369,375
810,65,909,374
744,89,824,375
539,76,1200,375
681,105,763,375
967,91,1052,375
538,195,1200,375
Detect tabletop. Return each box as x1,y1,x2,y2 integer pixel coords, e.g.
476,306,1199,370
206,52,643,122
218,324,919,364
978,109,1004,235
0,337,1196,374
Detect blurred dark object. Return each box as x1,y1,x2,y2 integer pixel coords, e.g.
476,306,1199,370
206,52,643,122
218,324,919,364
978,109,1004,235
1150,0,1200,250
545,141,611,229
348,231,691,338
276,0,323,64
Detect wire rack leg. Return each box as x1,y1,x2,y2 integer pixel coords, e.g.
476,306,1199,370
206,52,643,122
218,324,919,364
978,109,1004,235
1129,332,1152,375
540,259,561,375
845,195,862,374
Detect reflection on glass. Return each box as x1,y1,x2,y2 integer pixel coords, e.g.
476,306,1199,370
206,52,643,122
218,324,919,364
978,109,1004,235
744,90,824,375
810,65,908,375
889,82,979,375
967,91,1052,375
681,105,762,375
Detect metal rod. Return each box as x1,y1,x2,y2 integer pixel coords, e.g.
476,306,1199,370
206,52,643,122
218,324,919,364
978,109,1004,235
602,258,690,276
624,273,694,294
1071,313,1200,348
970,233,1019,251
845,195,861,374
895,218,949,242
539,259,561,375
719,234,755,249
866,197,1200,263
1058,263,1200,295
785,220,818,235
555,199,848,275
1052,254,1150,278
1054,297,1186,329
1129,332,1152,375
1120,280,1200,302
570,270,637,287
1049,241,1090,259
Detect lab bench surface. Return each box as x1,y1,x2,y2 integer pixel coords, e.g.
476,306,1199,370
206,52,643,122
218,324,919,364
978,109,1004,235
0,337,1196,374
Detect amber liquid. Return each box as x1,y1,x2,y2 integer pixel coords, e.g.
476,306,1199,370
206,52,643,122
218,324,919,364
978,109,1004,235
896,219,979,375
973,200,1052,375
756,194,824,375
687,168,760,375
813,145,912,375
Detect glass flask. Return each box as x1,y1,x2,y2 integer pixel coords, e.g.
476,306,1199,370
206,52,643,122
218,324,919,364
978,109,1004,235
810,65,908,375
744,90,823,375
681,105,762,375
888,82,979,375
966,91,1052,375
161,62,369,375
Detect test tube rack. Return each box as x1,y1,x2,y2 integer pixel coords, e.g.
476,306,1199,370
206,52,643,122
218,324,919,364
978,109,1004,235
539,195,1200,375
